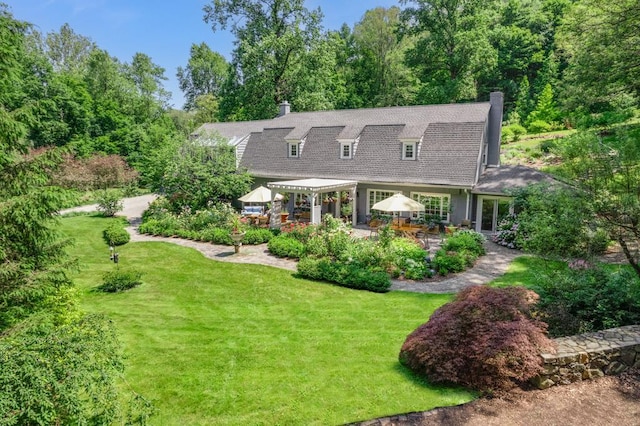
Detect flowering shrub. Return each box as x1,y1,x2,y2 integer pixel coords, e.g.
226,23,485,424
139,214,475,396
492,213,522,249
389,238,429,280
280,222,317,243
399,285,555,394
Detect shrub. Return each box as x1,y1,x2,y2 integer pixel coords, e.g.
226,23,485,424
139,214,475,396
501,124,527,143
297,256,325,280
326,230,352,258
268,235,305,259
96,189,123,217
97,269,143,293
389,238,429,280
532,265,640,337
539,139,557,153
527,120,552,134
242,228,274,245
142,197,173,222
442,231,486,257
399,285,555,394
200,227,233,245
432,249,468,275
296,257,391,292
492,213,522,249
305,235,329,258
103,223,130,247
280,222,317,243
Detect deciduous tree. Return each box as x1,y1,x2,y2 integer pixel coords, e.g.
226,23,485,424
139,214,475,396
177,42,228,111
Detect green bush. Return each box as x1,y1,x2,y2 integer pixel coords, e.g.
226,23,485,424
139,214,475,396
326,231,352,258
243,228,274,245
442,231,485,257
200,227,233,245
432,249,468,275
97,269,143,293
305,235,329,258
96,189,123,217
297,257,391,293
297,256,326,280
501,124,527,143
103,223,130,246
142,197,172,221
389,238,429,280
539,139,557,153
527,120,552,134
532,265,640,337
268,235,305,259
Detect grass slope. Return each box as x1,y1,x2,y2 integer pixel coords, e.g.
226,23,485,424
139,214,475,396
62,215,474,425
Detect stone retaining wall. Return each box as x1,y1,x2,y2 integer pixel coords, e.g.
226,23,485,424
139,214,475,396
534,324,640,389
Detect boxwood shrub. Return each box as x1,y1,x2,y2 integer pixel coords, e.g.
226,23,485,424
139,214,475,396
297,256,391,293
97,269,143,293
243,228,274,245
103,223,130,246
267,235,305,259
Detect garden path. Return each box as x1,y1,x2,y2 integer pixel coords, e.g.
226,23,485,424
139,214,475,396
65,195,521,294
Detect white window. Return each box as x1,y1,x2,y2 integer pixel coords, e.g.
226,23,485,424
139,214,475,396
288,142,299,158
410,192,451,222
402,142,416,160
340,142,352,159
367,189,400,215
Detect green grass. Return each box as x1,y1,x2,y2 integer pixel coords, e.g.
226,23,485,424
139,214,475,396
488,256,567,288
61,215,474,425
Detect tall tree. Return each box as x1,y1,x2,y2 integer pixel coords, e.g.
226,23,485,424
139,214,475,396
351,7,417,107
556,127,640,278
401,0,497,103
558,0,640,116
177,42,228,111
44,23,96,74
126,52,171,118
204,0,329,119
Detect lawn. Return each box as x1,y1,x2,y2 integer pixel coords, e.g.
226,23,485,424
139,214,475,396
61,215,474,425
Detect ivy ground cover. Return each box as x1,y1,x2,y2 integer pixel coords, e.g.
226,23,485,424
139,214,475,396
61,215,474,425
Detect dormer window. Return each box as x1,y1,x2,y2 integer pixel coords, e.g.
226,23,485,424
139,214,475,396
340,142,352,159
402,141,416,160
288,142,299,158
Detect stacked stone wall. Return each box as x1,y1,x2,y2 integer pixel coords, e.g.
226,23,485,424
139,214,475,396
534,324,640,389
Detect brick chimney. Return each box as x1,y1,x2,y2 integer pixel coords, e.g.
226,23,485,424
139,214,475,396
486,92,504,167
278,101,290,117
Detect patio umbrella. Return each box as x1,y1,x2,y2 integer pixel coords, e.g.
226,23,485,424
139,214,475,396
238,186,283,203
371,193,425,226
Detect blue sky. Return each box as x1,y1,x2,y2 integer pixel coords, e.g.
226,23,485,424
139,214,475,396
7,0,401,109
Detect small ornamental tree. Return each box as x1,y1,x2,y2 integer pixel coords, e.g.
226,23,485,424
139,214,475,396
399,285,555,394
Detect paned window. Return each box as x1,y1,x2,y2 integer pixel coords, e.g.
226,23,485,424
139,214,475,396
340,142,352,159
402,142,416,160
367,189,399,215
288,142,299,158
410,192,451,221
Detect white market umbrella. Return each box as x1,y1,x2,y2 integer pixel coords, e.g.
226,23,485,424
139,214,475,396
371,193,425,226
238,186,283,203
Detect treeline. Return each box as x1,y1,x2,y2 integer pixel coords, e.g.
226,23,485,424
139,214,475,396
2,0,638,177
188,0,639,133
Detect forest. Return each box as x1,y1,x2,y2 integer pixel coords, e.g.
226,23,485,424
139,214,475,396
1,0,639,424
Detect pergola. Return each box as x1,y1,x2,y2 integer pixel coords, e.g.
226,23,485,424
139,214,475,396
267,178,358,226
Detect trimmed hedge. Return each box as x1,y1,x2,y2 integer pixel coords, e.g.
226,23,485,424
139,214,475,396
103,223,130,246
297,257,391,293
97,269,143,293
267,235,305,259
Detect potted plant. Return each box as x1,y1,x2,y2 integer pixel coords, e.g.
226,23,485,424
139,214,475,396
229,214,245,252
280,207,289,223
341,203,353,221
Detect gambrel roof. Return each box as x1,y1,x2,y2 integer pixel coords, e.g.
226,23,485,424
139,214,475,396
194,100,496,188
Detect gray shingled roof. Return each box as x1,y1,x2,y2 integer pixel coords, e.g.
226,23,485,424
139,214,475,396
197,102,492,187
473,165,560,195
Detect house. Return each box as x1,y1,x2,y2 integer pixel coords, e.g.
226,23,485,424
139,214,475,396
193,93,553,233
